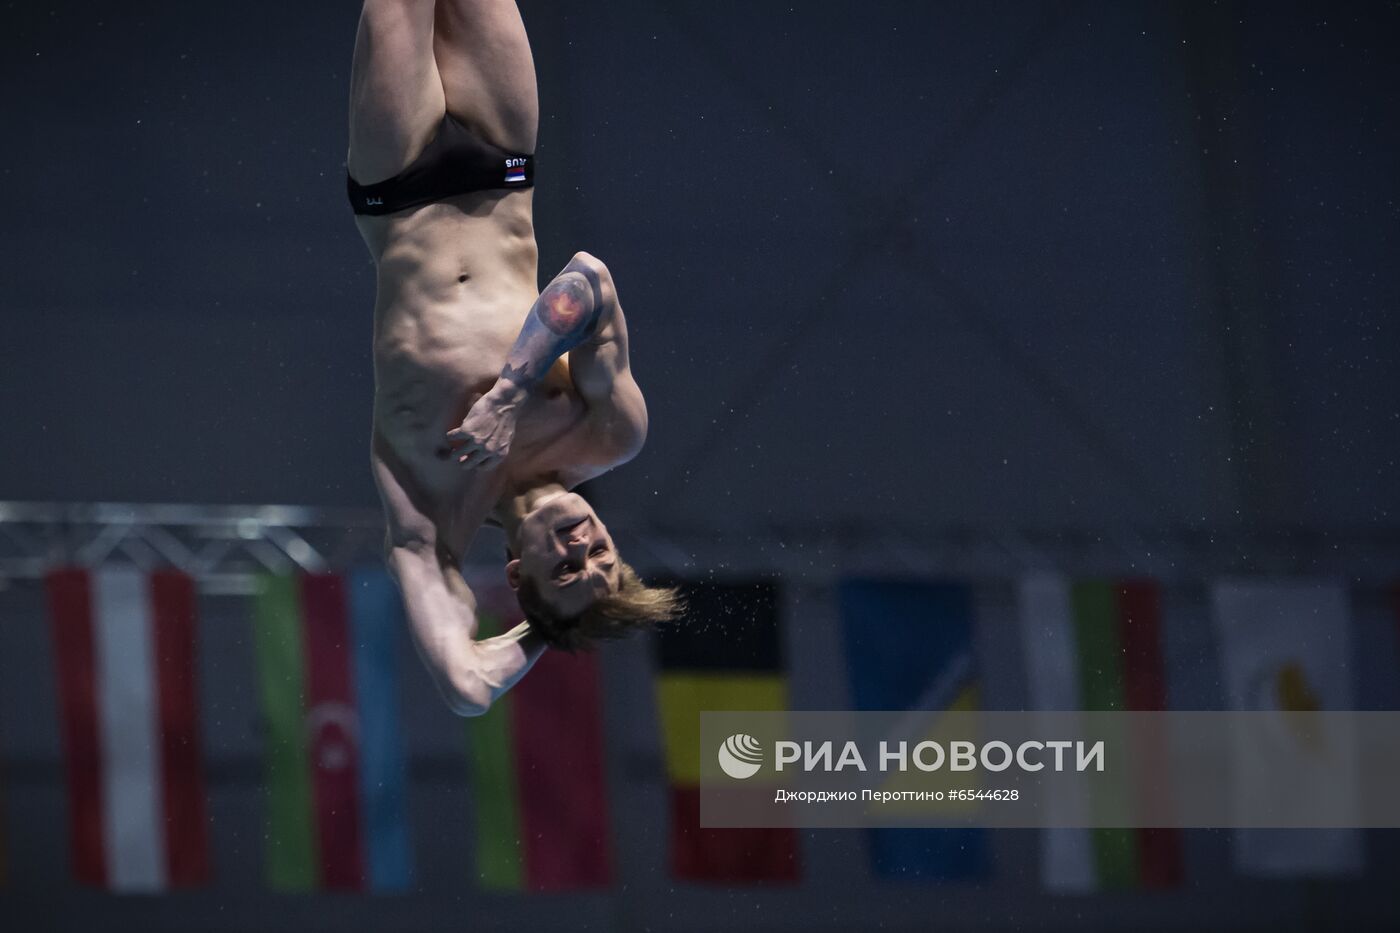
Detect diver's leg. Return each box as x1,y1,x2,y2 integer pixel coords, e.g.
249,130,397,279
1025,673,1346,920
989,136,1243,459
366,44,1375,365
347,0,448,185
433,0,539,153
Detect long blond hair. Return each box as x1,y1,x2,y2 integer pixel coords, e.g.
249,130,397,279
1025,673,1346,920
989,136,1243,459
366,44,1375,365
516,558,684,651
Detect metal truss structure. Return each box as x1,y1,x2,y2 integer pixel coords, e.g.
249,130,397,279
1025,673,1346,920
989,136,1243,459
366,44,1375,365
2,501,1396,595
0,501,384,595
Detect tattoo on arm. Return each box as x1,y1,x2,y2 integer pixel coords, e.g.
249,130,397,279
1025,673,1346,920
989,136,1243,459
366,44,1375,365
499,269,606,388
538,275,595,335
499,360,530,385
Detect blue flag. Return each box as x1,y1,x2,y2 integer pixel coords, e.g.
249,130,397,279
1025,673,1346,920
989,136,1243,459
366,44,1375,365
838,579,991,881
349,565,414,892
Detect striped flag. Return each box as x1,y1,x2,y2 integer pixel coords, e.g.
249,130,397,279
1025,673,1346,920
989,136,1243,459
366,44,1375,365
467,584,613,891
250,568,412,891
654,579,800,883
1211,579,1362,878
44,566,210,891
838,578,990,881
1016,574,1183,892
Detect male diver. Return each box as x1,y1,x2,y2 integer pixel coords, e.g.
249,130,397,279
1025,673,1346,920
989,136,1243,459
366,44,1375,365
347,0,680,715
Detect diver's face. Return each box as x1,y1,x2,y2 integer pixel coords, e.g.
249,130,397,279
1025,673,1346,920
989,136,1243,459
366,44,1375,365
509,492,619,616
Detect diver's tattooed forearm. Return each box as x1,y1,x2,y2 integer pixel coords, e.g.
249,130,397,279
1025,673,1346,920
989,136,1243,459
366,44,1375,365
499,360,530,385
497,267,606,388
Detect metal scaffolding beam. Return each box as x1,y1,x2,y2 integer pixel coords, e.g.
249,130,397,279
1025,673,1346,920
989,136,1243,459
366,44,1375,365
2,501,1396,594
0,501,384,595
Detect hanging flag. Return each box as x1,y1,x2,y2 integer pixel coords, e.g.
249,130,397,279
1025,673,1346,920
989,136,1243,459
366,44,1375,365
349,567,414,892
44,565,210,891
466,583,613,891
1016,574,1183,892
250,567,412,892
654,578,800,883
838,578,990,881
1211,579,1362,878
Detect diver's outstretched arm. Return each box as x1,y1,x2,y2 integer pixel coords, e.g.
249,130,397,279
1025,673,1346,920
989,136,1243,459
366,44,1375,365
373,433,545,715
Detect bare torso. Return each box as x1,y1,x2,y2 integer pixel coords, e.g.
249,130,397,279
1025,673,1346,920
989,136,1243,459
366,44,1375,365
358,188,593,554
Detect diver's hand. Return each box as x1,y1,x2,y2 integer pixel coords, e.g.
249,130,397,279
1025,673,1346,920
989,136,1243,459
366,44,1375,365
446,381,527,471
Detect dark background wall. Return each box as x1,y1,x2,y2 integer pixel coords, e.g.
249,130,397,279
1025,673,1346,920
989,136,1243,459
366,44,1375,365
1,1,1398,931
2,0,1396,533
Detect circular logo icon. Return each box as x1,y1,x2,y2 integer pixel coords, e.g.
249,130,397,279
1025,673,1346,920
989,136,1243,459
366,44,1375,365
717,733,763,779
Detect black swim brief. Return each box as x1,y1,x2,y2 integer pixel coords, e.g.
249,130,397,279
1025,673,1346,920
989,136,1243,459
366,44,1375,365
346,113,535,216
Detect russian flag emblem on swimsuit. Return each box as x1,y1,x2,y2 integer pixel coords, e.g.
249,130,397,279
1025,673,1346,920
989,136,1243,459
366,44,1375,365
504,159,526,183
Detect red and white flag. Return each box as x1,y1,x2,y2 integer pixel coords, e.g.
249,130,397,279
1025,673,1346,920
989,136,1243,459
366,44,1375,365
45,566,210,891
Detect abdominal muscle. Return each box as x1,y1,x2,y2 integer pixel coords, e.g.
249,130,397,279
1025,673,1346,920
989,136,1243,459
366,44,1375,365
360,188,586,522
